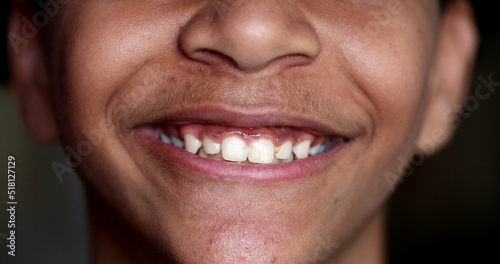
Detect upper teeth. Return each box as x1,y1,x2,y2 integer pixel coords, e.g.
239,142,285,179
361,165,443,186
248,139,275,164
275,141,292,160
172,136,185,148
184,134,202,154
222,136,248,162
160,133,172,145
309,144,322,156
203,137,221,154
292,140,311,160
159,132,331,164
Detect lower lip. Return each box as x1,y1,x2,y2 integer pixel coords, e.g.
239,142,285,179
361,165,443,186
133,129,346,183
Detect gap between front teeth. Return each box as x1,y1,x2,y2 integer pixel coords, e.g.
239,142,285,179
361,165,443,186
159,133,326,164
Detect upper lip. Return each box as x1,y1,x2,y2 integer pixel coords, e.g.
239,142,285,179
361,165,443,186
132,105,360,140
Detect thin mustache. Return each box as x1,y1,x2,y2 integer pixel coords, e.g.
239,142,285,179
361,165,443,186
106,63,369,137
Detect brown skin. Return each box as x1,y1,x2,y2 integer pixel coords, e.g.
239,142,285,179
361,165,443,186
9,0,477,263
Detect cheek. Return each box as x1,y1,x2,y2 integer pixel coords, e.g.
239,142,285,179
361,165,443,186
317,4,437,218
352,43,428,136
53,2,183,133
342,13,434,158
310,1,437,162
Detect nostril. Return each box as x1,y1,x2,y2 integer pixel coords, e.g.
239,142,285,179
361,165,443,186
275,53,316,68
187,48,240,68
179,2,321,72
183,46,311,72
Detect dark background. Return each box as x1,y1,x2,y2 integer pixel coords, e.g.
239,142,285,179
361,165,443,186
386,2,500,264
1,1,499,264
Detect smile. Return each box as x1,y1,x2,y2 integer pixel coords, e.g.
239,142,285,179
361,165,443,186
131,107,354,182
150,124,346,164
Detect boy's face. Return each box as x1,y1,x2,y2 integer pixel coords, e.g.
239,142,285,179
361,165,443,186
10,0,477,263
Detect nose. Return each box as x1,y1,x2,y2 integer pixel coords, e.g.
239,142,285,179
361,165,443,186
179,1,321,71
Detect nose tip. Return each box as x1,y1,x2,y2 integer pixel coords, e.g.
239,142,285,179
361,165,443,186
179,2,321,71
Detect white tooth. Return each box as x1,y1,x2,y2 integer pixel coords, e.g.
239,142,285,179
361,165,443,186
222,136,248,162
292,140,311,160
203,137,221,154
172,136,185,148
160,133,172,144
211,152,224,161
280,155,294,163
248,139,275,164
198,147,209,158
275,141,292,160
184,134,202,154
309,144,322,156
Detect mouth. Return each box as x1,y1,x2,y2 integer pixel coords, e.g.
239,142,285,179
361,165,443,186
131,107,354,182
146,123,345,163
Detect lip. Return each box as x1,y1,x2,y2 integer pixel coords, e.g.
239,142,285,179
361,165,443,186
129,106,354,183
131,105,361,138
134,128,347,183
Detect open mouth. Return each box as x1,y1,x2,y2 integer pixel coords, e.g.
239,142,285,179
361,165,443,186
130,108,354,182
146,124,346,165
